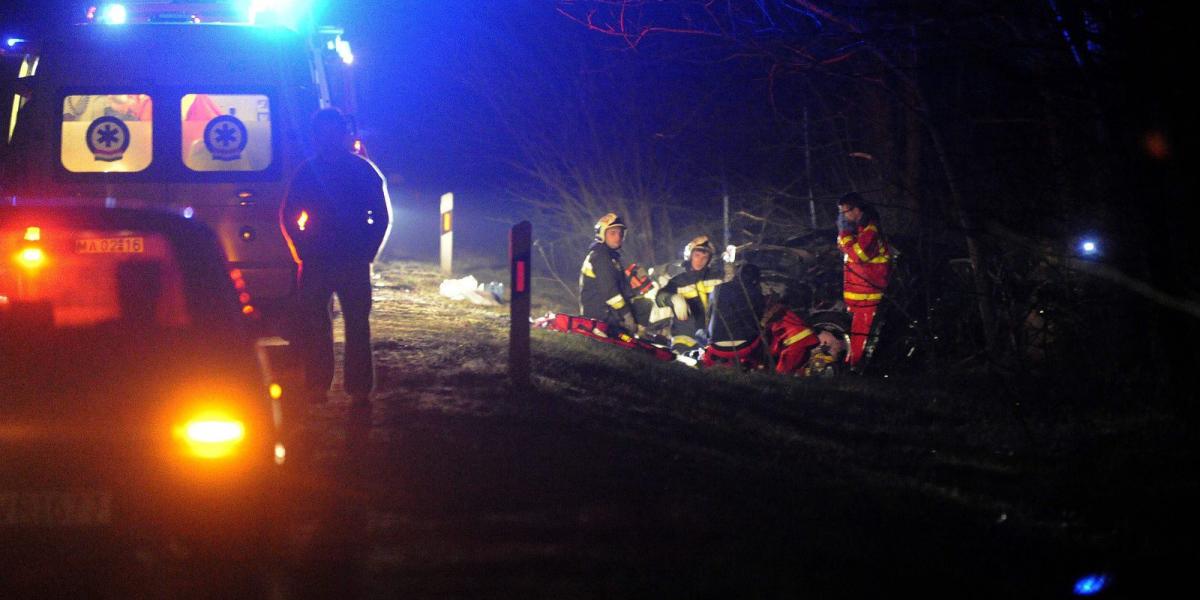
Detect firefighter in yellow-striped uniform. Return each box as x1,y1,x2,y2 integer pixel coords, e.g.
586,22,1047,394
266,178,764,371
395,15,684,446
836,193,892,368
655,235,725,352
580,213,640,334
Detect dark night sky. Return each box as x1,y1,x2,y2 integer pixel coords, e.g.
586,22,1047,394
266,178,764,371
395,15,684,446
323,2,780,193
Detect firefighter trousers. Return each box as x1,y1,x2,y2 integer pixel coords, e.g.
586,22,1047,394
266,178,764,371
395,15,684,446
847,303,878,367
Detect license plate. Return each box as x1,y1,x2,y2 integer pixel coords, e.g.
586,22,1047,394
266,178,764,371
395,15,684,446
75,237,144,254
0,490,114,527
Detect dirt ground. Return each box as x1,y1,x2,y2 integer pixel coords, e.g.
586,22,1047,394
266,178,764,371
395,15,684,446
274,260,1197,599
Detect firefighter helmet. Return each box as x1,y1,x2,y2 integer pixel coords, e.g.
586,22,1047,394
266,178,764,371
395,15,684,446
594,213,627,241
684,235,716,260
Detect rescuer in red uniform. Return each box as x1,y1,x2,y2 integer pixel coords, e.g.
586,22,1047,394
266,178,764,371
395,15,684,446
280,108,392,405
763,302,820,374
762,301,845,377
836,192,891,369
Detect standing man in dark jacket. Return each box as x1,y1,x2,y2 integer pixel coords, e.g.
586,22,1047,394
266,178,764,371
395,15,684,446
702,262,767,369
280,108,392,405
655,235,725,352
579,213,640,334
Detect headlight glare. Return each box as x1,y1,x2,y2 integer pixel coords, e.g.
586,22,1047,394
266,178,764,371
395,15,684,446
175,412,246,459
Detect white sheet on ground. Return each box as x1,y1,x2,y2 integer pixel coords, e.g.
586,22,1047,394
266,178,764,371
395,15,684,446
438,275,502,306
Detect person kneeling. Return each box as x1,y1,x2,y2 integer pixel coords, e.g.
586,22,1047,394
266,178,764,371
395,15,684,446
656,235,724,353
701,263,767,371
763,301,846,378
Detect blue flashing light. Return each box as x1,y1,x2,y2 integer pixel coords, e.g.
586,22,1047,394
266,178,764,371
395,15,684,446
248,0,299,27
1073,573,1108,595
5,38,26,48
99,4,129,25
182,206,195,219
1080,239,1099,256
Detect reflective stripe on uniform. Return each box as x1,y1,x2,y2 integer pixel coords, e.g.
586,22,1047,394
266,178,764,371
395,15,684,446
677,283,698,298
581,256,595,278
852,242,873,262
844,224,891,264
606,294,626,309
698,278,721,313
844,291,883,301
782,328,814,346
850,242,891,263
672,335,698,348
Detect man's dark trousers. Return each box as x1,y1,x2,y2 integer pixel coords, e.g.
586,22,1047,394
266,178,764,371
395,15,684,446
296,260,374,399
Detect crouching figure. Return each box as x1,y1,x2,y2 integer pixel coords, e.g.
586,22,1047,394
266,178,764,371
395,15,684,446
655,235,725,353
701,263,768,370
762,301,846,378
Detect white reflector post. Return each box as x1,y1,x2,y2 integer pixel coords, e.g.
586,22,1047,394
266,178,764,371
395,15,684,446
440,192,453,276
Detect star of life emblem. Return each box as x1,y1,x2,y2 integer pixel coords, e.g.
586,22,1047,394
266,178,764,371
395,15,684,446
203,114,249,161
86,116,130,162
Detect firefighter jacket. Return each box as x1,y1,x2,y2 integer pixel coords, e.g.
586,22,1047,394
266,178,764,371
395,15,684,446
658,261,724,347
280,152,392,264
837,220,891,307
708,277,764,344
579,242,636,325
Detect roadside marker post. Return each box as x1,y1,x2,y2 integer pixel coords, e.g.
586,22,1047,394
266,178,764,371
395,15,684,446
440,192,453,276
509,221,532,390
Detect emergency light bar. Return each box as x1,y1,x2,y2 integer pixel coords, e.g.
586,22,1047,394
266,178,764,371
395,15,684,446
83,1,315,28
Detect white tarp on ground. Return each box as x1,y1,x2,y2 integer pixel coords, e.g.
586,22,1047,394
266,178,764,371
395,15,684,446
438,275,503,306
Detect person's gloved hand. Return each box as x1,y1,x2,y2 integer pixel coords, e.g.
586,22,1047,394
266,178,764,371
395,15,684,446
836,213,852,233
655,291,675,308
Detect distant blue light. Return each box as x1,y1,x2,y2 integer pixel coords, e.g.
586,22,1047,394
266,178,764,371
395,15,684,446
1080,239,1098,255
5,38,26,48
1074,573,1109,596
182,206,195,219
99,4,129,25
